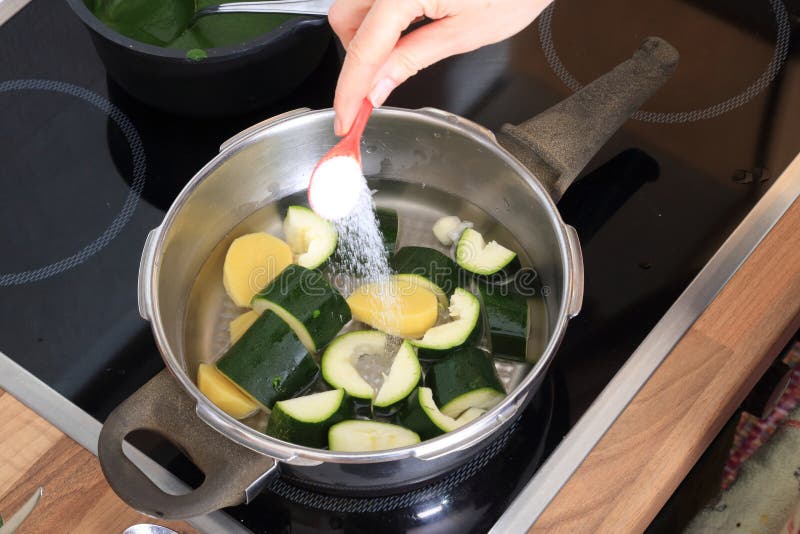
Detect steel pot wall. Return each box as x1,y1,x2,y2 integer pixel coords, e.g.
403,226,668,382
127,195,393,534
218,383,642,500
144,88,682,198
98,37,679,519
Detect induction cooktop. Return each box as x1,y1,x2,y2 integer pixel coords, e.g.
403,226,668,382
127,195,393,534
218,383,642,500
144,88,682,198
1,1,799,532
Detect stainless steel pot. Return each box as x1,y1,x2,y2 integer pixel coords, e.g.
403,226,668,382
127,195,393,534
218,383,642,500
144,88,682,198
98,37,678,519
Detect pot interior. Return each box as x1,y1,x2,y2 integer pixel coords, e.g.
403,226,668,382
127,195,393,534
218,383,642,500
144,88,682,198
152,108,569,449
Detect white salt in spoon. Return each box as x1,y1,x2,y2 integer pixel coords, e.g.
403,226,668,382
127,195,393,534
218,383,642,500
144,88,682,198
308,99,374,220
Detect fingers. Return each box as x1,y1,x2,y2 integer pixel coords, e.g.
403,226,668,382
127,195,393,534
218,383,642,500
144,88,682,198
367,17,467,107
327,0,373,49
333,0,424,135
365,0,550,108
332,0,548,135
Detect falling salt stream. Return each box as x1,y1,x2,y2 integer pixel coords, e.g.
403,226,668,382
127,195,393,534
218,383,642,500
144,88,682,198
329,187,391,292
322,174,402,403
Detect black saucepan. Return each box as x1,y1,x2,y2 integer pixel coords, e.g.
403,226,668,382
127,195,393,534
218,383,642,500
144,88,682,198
65,0,332,116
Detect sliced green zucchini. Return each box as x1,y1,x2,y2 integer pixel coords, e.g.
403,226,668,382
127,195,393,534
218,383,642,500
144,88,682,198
411,288,481,354
428,346,505,418
477,283,528,361
266,389,350,448
377,207,399,254
432,215,463,246
456,407,487,425
456,228,517,276
216,310,319,409
373,339,422,408
398,387,459,440
328,420,421,452
251,264,351,352
321,330,383,400
283,206,338,269
321,331,421,408
390,246,462,296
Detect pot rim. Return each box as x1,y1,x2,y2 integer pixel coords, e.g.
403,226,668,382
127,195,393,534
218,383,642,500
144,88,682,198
146,106,576,464
65,0,327,61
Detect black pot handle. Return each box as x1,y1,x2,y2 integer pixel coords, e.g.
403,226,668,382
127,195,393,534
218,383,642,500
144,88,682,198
497,36,679,202
98,369,278,519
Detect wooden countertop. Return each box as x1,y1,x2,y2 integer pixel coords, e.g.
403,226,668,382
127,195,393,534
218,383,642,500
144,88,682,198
0,389,197,534
533,195,800,530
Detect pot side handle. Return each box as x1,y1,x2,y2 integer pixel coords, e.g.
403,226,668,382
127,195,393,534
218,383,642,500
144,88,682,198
496,37,678,202
98,369,278,520
137,226,160,321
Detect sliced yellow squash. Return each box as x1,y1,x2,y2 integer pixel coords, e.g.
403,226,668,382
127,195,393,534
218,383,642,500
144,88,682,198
223,232,293,308
197,363,259,419
346,276,438,338
229,310,260,344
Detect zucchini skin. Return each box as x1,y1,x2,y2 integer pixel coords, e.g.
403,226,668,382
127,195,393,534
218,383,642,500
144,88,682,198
283,206,337,270
372,339,422,409
397,387,447,440
266,392,352,448
252,265,351,351
456,228,520,278
477,282,528,361
372,373,421,415
328,420,421,451
427,346,503,409
377,208,399,254
320,330,385,401
216,310,319,409
414,287,485,360
390,246,463,296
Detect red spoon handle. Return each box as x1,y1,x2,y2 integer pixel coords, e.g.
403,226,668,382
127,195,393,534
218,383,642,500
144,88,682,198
337,98,374,165
349,98,374,138
307,98,375,213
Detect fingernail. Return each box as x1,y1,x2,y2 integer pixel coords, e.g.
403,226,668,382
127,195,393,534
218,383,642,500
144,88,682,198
369,77,396,108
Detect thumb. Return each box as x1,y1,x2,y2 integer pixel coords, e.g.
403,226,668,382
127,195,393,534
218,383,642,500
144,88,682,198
368,18,468,107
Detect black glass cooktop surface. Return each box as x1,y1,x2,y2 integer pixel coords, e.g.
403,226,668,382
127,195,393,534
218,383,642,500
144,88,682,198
1,1,799,532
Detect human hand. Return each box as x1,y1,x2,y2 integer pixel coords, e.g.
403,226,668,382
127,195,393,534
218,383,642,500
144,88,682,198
328,0,552,135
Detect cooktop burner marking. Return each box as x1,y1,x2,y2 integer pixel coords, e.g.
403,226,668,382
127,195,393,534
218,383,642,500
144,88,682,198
269,419,518,513
539,0,791,123
0,80,146,286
